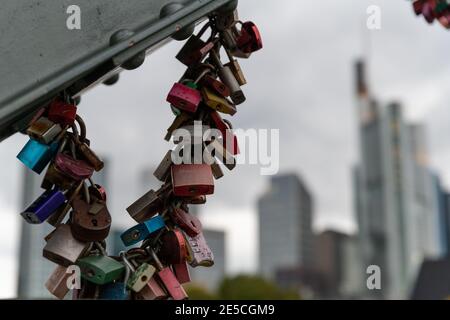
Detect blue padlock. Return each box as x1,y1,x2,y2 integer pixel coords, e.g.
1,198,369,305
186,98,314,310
121,215,165,246
17,138,59,174
21,188,66,224
99,282,129,300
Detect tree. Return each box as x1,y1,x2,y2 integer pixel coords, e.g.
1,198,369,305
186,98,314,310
217,274,301,300
185,283,218,300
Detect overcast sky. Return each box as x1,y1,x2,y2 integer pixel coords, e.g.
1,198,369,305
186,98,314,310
1,0,450,298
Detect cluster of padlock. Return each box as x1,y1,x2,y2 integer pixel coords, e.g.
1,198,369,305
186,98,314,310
114,8,262,300
15,7,262,300
412,0,450,28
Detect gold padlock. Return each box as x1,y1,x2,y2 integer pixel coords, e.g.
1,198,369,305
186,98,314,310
201,87,237,116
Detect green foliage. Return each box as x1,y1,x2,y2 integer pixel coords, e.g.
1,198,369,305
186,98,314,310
185,283,218,300
185,274,301,300
217,274,301,300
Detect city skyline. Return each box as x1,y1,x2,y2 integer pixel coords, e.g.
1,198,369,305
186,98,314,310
1,0,450,299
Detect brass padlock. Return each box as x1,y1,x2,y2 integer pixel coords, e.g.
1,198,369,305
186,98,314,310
26,117,63,145
201,87,237,116
71,197,112,242
225,49,247,86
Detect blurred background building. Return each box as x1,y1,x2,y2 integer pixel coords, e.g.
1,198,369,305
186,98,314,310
352,60,446,299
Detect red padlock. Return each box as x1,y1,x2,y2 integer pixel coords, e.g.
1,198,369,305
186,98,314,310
159,229,189,264
171,164,214,197
150,249,188,300
48,99,77,127
210,111,240,155
173,261,191,284
168,207,202,238
237,21,263,54
166,83,202,113
54,153,94,181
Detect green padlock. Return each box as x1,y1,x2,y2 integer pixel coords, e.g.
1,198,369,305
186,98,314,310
77,255,125,285
127,263,156,292
120,253,156,292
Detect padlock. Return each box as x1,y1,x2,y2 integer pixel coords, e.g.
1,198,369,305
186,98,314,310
207,139,236,171
153,150,174,182
47,181,84,227
99,282,129,300
236,21,263,54
42,161,77,191
210,111,240,155
166,82,202,114
54,153,94,181
210,49,246,105
215,9,239,31
184,231,214,267
176,23,215,66
168,206,202,238
72,116,104,171
21,188,66,224
224,57,247,86
71,198,112,242
126,183,170,223
203,146,225,180
26,117,63,145
173,261,191,284
17,138,59,174
121,215,166,246
133,277,167,300
165,112,193,141
201,74,231,97
43,224,89,267
121,254,156,292
78,255,125,285
159,229,188,264
150,249,188,300
201,87,237,115
45,265,72,300
48,98,77,127
171,164,215,197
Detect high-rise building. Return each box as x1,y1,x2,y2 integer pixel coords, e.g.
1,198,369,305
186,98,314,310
353,60,440,299
17,158,109,299
315,230,348,298
258,173,314,280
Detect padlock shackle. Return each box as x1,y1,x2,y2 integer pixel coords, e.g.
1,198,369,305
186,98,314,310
75,115,87,143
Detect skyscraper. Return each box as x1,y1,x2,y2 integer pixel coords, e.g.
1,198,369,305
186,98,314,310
353,60,440,299
17,158,109,299
258,173,314,280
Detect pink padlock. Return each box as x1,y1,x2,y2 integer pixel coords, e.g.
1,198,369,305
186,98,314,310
166,83,202,113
